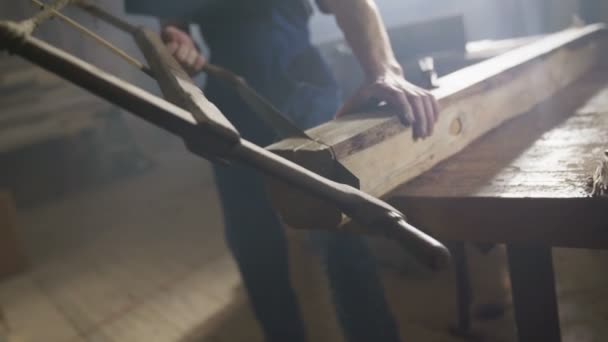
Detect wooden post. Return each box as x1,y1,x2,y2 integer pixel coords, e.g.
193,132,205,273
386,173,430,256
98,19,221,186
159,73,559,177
0,191,27,280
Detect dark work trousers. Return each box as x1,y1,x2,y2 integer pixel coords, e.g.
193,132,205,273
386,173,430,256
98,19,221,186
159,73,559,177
201,6,402,342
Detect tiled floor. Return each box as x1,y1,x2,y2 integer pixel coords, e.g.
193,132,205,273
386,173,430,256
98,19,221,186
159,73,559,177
1,145,608,342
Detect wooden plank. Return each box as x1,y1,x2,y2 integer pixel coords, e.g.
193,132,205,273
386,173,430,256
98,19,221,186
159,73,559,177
267,24,608,231
389,70,608,248
0,192,26,280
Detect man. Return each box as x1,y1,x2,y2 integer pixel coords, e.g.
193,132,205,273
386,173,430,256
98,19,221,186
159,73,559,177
125,0,439,341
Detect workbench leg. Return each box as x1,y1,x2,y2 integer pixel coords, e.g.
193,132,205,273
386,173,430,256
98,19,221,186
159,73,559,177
507,245,561,342
450,241,472,334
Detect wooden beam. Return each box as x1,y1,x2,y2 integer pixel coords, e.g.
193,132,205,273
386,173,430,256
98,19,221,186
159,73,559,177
267,24,608,231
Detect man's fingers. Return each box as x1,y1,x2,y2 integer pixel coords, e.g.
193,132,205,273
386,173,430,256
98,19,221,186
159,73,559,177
421,93,436,135
408,95,427,139
185,52,205,76
166,41,179,55
160,26,204,76
185,48,199,67
337,84,436,141
193,56,206,72
176,44,190,63
162,26,191,45
367,85,416,125
161,26,179,43
391,92,415,125
431,96,440,123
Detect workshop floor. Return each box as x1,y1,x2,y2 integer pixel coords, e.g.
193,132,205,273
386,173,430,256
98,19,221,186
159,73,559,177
1,143,608,342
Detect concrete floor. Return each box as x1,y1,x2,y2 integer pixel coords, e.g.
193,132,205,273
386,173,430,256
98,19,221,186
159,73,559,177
1,143,608,342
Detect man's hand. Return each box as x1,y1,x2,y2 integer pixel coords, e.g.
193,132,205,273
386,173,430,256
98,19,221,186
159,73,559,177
324,0,440,140
336,69,439,140
161,25,206,76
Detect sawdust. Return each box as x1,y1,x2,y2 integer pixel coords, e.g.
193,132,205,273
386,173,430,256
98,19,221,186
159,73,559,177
588,150,608,197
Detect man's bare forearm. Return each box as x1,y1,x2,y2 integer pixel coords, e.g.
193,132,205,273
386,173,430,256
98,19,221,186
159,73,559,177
324,0,439,139
323,0,402,80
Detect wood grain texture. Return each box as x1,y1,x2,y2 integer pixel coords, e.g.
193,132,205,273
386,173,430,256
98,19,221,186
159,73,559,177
390,70,608,247
268,25,608,230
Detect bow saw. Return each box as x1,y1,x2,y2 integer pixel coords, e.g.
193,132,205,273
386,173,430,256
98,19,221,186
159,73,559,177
0,0,450,270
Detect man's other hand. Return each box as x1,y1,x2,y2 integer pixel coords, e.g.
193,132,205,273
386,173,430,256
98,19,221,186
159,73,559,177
161,25,206,76
336,70,439,140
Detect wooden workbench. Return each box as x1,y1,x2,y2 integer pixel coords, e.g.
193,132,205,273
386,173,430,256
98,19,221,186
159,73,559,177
390,68,608,341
